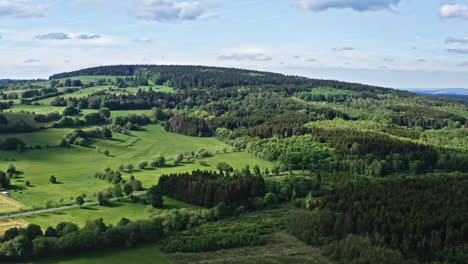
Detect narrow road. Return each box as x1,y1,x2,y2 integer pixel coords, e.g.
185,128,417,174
0,191,147,220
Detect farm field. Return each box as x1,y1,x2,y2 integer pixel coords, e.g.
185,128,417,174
0,195,26,213
0,219,28,234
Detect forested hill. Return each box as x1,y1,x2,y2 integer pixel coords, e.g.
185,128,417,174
49,65,404,95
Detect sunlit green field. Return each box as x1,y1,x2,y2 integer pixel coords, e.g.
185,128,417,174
19,197,201,228
0,128,73,147
0,125,273,209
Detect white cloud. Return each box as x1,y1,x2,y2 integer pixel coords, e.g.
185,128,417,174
218,46,272,61
24,58,40,63
446,36,468,44
133,37,153,43
35,32,112,44
440,5,468,20
0,0,46,18
77,34,101,40
218,53,272,61
36,32,70,40
295,0,401,12
447,48,468,54
333,47,355,51
130,0,219,22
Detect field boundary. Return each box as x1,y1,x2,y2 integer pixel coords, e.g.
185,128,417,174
0,219,29,234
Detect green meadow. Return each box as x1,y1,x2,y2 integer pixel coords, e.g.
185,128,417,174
0,125,273,209
19,197,201,228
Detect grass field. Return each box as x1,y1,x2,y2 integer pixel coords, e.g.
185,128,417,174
0,125,273,209
0,219,28,234
8,104,65,115
0,195,26,213
0,128,73,147
32,76,120,87
15,244,173,264
19,197,201,228
0,112,38,128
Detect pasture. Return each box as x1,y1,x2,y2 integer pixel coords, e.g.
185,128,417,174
19,197,200,228
0,125,273,209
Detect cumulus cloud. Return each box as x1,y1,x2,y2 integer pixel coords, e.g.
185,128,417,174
0,0,46,18
440,4,468,20
295,0,401,12
36,32,70,40
218,46,273,62
24,58,40,63
446,36,468,44
333,47,354,51
218,53,272,61
77,34,101,40
133,37,153,43
130,0,219,22
447,48,468,54
36,32,104,41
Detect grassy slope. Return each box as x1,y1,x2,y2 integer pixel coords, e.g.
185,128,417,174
0,128,73,147
19,197,201,228
0,125,273,208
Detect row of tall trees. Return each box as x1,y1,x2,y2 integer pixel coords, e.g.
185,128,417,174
158,170,266,208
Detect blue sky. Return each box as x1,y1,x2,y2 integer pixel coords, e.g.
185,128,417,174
0,0,467,89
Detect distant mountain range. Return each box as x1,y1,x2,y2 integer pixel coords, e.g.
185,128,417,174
405,88,468,103
407,88,468,96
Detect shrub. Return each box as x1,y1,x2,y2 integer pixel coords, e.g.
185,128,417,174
287,209,336,246
161,232,264,253
138,161,148,169
322,234,404,264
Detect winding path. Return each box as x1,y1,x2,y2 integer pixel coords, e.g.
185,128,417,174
0,191,147,220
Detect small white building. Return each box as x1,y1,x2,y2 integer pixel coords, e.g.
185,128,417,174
1,191,10,196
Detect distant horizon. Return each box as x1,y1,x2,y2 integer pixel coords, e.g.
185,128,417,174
1,64,468,91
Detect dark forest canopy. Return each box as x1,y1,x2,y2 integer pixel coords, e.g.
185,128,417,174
49,64,403,94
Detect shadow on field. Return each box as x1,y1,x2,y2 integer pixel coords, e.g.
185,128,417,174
52,211,66,215
109,138,125,142
8,185,26,191
80,207,98,210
